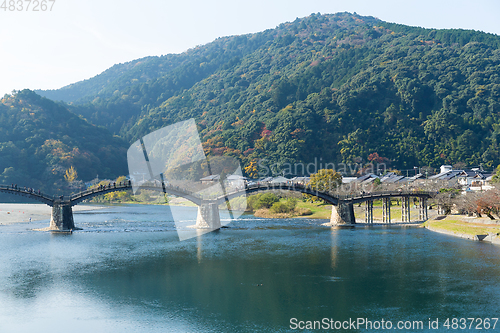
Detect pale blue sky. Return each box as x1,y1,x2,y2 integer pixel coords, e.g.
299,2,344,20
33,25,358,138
0,0,499,97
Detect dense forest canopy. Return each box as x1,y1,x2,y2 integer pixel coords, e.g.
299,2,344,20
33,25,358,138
0,90,128,193
7,12,500,188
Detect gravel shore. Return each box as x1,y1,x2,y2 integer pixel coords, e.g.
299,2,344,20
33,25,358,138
0,203,105,224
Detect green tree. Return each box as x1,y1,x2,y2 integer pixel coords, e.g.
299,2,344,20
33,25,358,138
304,169,342,203
308,169,342,192
270,201,289,213
491,165,500,183
253,192,280,210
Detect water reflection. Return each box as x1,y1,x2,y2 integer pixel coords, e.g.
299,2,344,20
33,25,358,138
330,229,339,269
197,232,203,263
1,206,500,332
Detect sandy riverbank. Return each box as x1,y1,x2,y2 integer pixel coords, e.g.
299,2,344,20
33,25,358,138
0,203,106,224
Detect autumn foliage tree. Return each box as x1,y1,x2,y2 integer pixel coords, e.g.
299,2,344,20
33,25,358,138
64,166,78,183
244,159,259,178
474,188,500,219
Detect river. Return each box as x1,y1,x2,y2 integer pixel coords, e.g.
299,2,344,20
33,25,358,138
0,204,499,332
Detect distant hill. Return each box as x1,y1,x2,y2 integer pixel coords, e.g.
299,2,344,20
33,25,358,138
36,31,279,134
25,12,500,176
35,55,187,104
0,90,128,193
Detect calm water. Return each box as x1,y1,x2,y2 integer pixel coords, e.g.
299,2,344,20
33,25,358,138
1,204,500,333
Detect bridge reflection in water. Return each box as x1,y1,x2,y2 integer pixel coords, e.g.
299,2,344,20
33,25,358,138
0,182,435,232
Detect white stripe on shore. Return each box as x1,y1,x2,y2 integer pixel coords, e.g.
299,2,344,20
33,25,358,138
0,203,106,224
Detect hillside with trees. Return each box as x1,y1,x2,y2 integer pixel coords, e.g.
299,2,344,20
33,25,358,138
0,90,128,194
22,12,500,179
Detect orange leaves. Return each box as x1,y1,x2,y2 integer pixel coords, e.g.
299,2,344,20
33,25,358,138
231,116,244,127
244,159,259,178
475,190,500,218
64,166,78,183
367,152,389,163
260,125,272,138
290,128,305,139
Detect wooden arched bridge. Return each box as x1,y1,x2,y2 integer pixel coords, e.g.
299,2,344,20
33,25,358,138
0,182,435,231
0,182,201,231
224,183,433,225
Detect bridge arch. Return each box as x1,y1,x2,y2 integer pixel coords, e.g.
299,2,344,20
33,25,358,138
219,183,341,206
217,183,434,206
0,185,54,206
69,182,203,206
218,183,435,225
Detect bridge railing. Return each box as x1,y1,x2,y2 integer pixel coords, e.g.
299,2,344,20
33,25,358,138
336,189,437,201
0,181,436,206
243,182,436,201
69,182,131,200
68,181,207,202
0,184,52,198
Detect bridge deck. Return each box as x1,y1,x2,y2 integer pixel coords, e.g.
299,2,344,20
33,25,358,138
0,185,55,206
1,182,436,208
222,183,435,205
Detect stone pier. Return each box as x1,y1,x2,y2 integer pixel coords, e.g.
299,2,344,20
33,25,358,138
195,202,221,230
49,202,79,231
329,202,355,225
364,200,373,224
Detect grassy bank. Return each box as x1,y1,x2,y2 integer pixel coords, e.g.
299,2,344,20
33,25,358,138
424,215,500,237
294,201,331,219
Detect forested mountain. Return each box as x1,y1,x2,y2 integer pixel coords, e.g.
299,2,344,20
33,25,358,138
37,32,279,134
35,56,179,103
21,12,500,179
0,90,128,193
